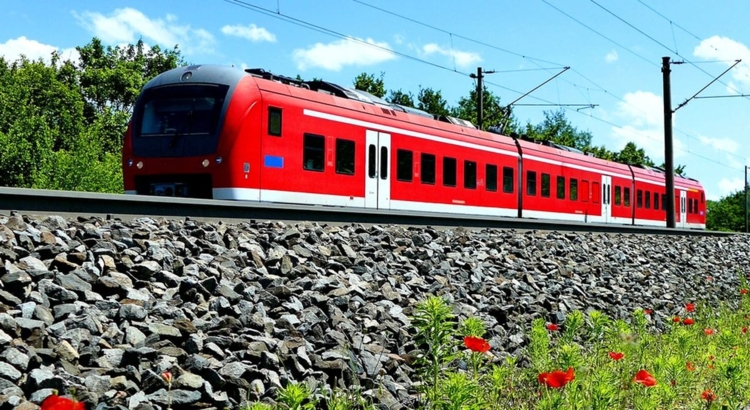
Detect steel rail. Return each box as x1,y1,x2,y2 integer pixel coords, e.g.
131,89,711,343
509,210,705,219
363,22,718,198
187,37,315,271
0,187,734,237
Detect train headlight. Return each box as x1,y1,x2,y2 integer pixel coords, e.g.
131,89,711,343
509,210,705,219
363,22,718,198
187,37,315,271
127,159,133,167
136,161,144,169
202,159,210,167
215,156,223,164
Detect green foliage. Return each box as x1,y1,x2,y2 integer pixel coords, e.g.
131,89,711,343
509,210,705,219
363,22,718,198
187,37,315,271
353,72,386,98
707,188,747,232
416,87,451,117
614,142,654,166
525,109,593,150
276,382,316,410
0,37,182,193
386,89,415,107
451,85,517,132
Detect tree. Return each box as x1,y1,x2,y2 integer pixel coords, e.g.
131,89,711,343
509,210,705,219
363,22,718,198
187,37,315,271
451,85,516,132
706,188,746,232
386,89,415,107
417,87,451,117
614,142,654,166
353,72,386,98
525,110,592,150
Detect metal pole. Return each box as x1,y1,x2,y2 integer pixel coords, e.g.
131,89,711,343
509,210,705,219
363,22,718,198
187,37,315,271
662,56,676,228
745,165,748,233
477,66,483,130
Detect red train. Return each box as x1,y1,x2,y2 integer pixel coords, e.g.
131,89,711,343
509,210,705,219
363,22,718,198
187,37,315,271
122,65,706,229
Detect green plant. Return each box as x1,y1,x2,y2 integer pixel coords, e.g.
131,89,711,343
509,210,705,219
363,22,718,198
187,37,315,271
276,381,317,410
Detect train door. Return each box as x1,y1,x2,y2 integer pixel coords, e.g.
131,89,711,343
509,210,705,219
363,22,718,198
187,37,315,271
601,175,612,223
678,190,687,228
365,130,391,209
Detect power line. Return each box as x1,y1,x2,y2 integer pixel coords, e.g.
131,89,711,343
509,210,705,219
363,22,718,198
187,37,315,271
540,0,658,67
220,0,743,171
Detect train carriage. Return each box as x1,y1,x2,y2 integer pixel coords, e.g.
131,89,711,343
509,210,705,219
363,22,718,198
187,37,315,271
122,64,706,229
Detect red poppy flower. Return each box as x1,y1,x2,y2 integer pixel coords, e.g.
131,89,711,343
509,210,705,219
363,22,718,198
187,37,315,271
546,323,559,331
709,355,715,361
161,371,173,384
742,327,748,334
673,316,681,323
608,351,624,361
702,389,717,402
706,275,713,281
633,369,657,387
742,289,748,295
463,336,491,353
538,367,575,388
686,362,695,371
704,328,715,336
644,309,652,315
686,303,695,312
40,395,86,410
682,318,695,326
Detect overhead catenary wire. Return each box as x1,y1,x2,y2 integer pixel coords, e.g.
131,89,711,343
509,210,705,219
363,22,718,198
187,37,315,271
219,0,744,172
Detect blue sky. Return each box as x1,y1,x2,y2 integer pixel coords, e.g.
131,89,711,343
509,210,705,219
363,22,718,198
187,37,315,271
2,0,750,200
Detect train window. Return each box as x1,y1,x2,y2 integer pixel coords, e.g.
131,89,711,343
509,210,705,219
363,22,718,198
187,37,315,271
486,164,498,191
335,139,355,175
624,187,631,207
380,147,388,179
592,182,600,204
636,189,643,208
615,186,621,205
701,192,705,203
268,107,282,136
443,157,457,187
570,178,578,201
464,160,477,189
694,198,699,213
503,167,514,193
526,171,537,196
368,145,376,178
654,191,660,210
556,176,565,199
645,191,651,209
303,134,325,171
397,149,413,182
541,173,551,197
661,194,666,211
421,153,436,184
581,180,589,202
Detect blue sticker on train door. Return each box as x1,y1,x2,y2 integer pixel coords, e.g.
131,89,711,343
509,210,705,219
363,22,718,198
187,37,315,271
264,155,284,168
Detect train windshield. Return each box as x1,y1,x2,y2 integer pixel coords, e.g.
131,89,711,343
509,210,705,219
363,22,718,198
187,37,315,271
138,84,229,137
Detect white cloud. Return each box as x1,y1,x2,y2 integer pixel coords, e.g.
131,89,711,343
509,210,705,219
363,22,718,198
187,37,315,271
221,24,276,43
610,90,685,163
292,37,396,71
717,177,744,198
421,43,481,68
693,36,750,88
73,8,214,54
605,50,618,63
0,36,79,64
697,134,739,153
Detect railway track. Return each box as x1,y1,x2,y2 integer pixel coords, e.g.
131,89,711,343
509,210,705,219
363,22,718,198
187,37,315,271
0,186,734,236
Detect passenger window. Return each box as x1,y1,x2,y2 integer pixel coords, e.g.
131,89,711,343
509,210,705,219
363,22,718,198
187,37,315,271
380,147,388,179
268,107,282,136
303,133,325,171
695,199,699,213
645,191,651,209
335,139,355,175
368,145,376,178
443,157,457,187
464,160,477,189
526,171,537,196
654,191,660,210
637,189,643,208
581,180,589,202
486,164,497,192
556,176,565,199
541,173,551,197
503,167,514,193
688,198,693,214
396,149,413,182
624,187,631,207
661,194,666,211
421,153,436,184
570,178,578,201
